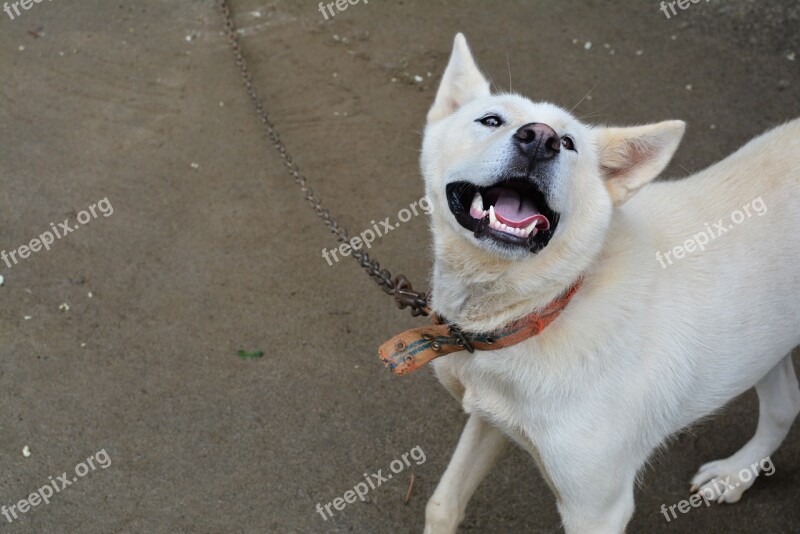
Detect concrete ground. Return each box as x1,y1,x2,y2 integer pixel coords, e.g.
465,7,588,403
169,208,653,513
1,0,799,532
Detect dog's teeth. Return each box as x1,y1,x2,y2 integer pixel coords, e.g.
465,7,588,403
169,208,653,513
486,208,534,237
470,192,484,214
524,221,537,236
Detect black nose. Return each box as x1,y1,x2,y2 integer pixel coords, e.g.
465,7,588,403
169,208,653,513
513,122,560,160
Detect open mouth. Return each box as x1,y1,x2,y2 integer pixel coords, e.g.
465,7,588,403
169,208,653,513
446,178,559,253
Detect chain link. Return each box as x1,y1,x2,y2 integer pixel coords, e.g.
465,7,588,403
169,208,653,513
219,0,429,317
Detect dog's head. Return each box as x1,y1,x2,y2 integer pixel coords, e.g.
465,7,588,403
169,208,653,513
422,34,685,273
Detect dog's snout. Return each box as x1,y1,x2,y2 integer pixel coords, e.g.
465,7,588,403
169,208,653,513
513,123,560,160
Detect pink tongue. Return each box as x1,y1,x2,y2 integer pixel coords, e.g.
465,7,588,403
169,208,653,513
493,188,549,229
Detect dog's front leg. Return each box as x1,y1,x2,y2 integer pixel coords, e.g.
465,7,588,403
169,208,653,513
424,414,507,534
553,459,638,534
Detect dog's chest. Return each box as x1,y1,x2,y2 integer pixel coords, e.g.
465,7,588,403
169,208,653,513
432,343,562,436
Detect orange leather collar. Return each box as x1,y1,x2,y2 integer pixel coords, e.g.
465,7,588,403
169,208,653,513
379,280,582,375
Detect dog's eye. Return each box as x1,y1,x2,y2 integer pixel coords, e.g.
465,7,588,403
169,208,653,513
561,136,577,152
477,115,504,128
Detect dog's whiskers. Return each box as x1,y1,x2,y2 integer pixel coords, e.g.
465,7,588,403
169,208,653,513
568,82,600,114
576,110,609,122
505,54,513,93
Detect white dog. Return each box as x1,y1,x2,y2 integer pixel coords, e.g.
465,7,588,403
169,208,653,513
419,34,800,533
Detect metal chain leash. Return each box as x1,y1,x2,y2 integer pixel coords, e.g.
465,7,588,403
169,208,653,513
220,0,430,317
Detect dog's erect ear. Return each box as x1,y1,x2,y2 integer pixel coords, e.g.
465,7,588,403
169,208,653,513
427,33,491,123
596,120,686,205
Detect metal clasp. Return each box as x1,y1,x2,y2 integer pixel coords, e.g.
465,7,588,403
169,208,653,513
448,323,474,353
392,275,430,317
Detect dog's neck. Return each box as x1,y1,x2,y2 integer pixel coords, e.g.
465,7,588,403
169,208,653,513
430,238,590,333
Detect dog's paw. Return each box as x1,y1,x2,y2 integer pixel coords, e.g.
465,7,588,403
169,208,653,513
689,458,758,504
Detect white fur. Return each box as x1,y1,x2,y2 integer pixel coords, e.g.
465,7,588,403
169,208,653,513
422,34,800,533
